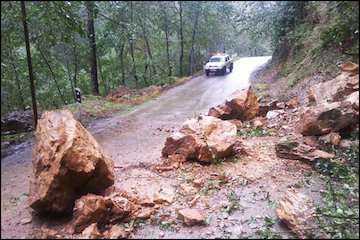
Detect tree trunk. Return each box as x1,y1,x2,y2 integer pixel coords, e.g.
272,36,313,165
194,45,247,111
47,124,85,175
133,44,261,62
86,1,99,95
138,16,157,77
38,47,67,105
188,3,201,75
21,1,38,127
129,1,139,87
73,42,78,88
179,1,184,76
119,43,126,86
9,51,26,110
162,8,172,76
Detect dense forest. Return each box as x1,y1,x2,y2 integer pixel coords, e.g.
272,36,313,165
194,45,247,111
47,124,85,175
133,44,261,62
1,1,358,117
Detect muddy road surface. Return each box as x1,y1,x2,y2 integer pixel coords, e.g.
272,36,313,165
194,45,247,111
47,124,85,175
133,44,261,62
2,56,324,238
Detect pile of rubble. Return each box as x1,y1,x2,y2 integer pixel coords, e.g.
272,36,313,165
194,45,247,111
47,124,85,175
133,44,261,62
29,110,208,239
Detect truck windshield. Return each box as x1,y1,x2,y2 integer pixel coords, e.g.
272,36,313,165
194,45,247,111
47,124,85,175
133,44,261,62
209,57,223,62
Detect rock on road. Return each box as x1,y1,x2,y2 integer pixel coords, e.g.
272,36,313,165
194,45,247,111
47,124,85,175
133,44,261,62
1,56,270,238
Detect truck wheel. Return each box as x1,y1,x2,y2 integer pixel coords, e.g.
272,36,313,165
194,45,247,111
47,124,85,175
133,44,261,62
230,64,233,72
205,70,210,76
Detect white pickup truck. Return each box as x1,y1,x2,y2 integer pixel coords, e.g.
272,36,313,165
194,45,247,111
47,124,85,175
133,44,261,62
204,54,234,76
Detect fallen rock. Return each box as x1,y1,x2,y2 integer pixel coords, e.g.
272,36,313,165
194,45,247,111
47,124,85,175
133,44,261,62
251,117,266,128
153,189,174,204
276,190,316,238
1,110,34,133
257,100,279,117
107,192,136,222
104,225,128,239
309,72,359,104
339,139,359,149
275,137,335,162
225,87,259,121
276,102,286,109
286,97,299,109
29,110,114,214
135,207,155,220
208,104,232,119
339,62,359,74
72,194,111,234
318,132,342,146
177,208,206,226
298,101,358,136
266,109,285,120
81,223,102,239
226,119,242,130
344,91,359,111
162,116,237,162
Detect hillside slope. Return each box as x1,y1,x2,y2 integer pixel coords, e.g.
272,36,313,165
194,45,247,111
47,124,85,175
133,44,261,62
251,1,358,102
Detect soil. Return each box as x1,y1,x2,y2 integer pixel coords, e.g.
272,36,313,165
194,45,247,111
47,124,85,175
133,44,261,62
1,56,325,239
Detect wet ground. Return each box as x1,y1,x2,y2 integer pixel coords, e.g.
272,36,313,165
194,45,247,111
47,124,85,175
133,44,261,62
1,56,324,238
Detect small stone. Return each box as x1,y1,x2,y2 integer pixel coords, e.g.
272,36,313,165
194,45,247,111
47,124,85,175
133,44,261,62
159,231,165,237
20,217,32,225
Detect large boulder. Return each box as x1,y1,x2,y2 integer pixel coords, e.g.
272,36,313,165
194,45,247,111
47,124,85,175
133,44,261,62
162,116,238,162
309,72,358,104
208,87,259,121
276,190,316,238
225,87,259,121
1,110,34,133
298,101,359,136
275,137,334,162
29,110,114,214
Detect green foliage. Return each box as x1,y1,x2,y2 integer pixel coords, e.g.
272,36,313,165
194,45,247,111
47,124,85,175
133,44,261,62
320,2,359,54
2,1,272,116
314,145,359,239
237,127,274,137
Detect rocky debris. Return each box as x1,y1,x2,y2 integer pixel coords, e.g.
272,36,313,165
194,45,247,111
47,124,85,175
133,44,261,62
318,132,341,146
72,191,138,234
153,188,174,204
338,139,359,149
1,110,34,133
29,110,115,214
309,72,359,104
177,208,206,226
81,223,102,239
20,217,32,225
225,87,259,121
251,117,266,128
276,190,316,239
339,62,359,74
208,87,259,121
266,109,285,120
162,116,237,162
276,102,286,109
72,194,111,233
33,227,63,239
257,100,279,117
134,207,155,220
104,225,128,239
208,104,233,119
226,119,242,130
298,101,359,136
344,91,359,111
286,97,299,109
275,137,335,162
